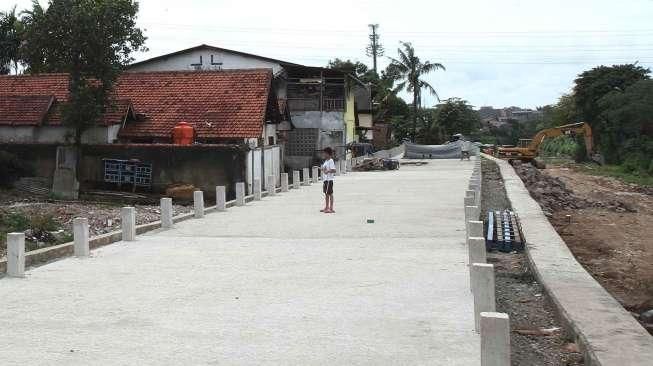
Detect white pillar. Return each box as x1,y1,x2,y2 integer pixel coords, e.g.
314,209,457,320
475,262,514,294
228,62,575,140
6,232,25,277
194,191,204,218
253,178,262,201
312,166,319,183
481,312,511,366
468,236,487,290
121,207,136,241
465,206,481,229
73,217,90,257
467,220,484,252
161,198,173,228
302,168,310,186
235,182,245,206
216,186,226,211
472,263,496,332
293,170,301,189
335,161,341,176
464,196,475,208
281,173,289,192
342,159,348,175
267,174,276,196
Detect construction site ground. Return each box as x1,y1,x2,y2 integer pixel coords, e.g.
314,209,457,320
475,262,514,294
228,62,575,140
481,159,584,365
513,161,653,334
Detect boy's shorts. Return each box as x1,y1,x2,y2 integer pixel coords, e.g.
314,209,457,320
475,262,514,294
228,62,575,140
323,180,334,195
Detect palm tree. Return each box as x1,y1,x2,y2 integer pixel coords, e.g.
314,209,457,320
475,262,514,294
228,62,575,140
388,42,445,142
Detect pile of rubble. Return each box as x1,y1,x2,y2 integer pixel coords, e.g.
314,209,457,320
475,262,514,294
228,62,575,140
513,162,636,214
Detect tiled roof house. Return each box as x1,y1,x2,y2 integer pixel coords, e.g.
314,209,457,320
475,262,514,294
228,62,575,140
0,69,280,145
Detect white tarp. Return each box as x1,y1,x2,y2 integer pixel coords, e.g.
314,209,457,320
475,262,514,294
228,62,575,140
404,141,480,159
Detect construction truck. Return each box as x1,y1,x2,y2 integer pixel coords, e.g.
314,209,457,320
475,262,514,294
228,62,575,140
486,122,597,168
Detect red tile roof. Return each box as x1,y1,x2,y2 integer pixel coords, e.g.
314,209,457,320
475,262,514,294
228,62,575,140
0,69,273,139
0,95,55,126
117,69,272,140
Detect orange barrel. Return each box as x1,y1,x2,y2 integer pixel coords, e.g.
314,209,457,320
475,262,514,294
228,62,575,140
172,122,194,145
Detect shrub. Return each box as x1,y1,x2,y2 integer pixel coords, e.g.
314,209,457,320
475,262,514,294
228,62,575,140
0,151,31,187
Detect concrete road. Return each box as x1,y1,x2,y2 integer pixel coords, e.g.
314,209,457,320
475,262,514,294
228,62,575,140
0,160,479,365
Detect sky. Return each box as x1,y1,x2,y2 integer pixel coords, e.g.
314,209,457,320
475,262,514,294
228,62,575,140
4,0,653,109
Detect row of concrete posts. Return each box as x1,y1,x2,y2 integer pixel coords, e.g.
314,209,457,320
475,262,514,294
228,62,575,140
466,157,511,366
4,158,363,278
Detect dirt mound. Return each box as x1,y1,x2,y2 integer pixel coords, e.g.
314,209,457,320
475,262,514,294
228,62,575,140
513,162,636,215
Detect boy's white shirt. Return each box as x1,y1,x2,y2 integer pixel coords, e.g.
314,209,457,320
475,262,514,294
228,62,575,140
322,158,335,181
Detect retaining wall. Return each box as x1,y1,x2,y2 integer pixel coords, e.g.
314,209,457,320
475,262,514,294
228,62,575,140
484,154,653,365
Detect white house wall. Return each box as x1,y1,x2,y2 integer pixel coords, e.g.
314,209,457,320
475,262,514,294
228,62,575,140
0,125,119,144
128,48,284,74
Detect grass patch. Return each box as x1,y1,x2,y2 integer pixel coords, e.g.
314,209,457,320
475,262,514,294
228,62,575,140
577,164,653,187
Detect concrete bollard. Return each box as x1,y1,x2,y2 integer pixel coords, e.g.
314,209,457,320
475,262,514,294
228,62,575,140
464,196,475,208
253,178,262,201
302,168,310,186
312,166,319,183
236,182,245,206
161,198,173,228
121,207,136,241
281,173,289,192
335,161,341,176
472,263,496,332
342,159,348,175
465,206,481,226
267,175,276,196
481,312,511,366
467,220,484,244
216,186,226,211
293,170,301,189
468,236,488,290
194,191,205,219
73,217,90,257
6,232,25,277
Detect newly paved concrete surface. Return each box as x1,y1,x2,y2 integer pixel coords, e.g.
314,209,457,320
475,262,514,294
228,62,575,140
0,160,479,365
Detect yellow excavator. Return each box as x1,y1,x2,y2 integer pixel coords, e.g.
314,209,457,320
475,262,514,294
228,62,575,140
487,122,596,168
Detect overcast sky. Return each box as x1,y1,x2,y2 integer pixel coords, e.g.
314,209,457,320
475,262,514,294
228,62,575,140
5,0,653,109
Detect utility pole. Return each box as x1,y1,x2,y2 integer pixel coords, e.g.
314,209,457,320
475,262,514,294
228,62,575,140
366,24,384,74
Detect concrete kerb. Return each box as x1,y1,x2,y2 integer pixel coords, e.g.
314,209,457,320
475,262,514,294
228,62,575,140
472,263,496,333
236,182,245,206
193,191,205,218
6,233,25,277
481,153,653,365
121,207,136,241
266,175,276,196
302,168,310,185
293,170,301,189
216,186,226,211
253,178,262,201
73,217,90,257
480,312,511,366
281,173,289,192
312,166,319,183
160,198,173,228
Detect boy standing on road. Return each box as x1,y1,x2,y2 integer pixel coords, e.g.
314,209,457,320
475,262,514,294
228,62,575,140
320,147,336,213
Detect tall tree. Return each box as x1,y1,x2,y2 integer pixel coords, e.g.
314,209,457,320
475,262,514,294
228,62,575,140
434,98,480,138
388,42,445,141
0,6,22,74
573,64,650,161
21,0,147,145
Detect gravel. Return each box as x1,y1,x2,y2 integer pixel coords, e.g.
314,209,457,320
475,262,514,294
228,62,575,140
482,158,584,365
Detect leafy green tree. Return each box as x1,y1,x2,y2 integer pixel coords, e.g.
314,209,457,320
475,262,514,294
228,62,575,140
574,64,649,125
388,42,445,141
327,58,370,79
21,0,147,145
0,7,22,74
434,98,480,138
598,79,653,170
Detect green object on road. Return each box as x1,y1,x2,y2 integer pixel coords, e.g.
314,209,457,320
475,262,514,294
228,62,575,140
367,219,375,224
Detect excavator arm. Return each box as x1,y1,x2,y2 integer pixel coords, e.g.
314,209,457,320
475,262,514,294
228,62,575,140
493,122,595,165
